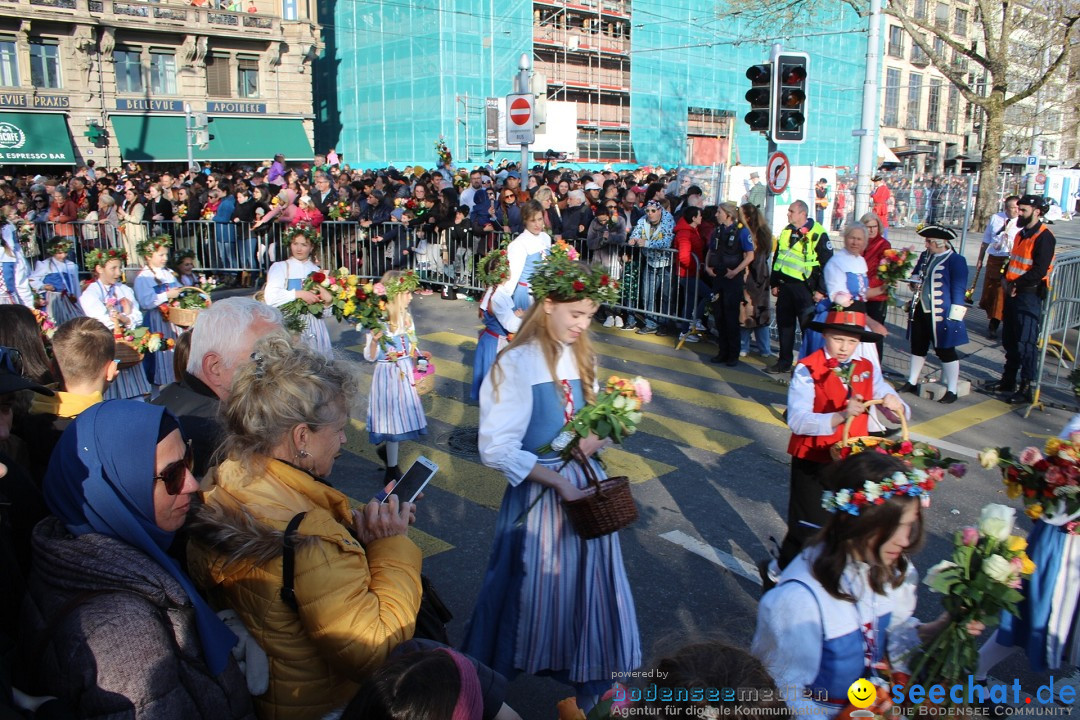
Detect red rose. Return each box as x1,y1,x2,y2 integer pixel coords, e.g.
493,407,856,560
1035,459,1050,471
852,491,867,505
356,290,367,300
874,497,885,505
600,274,610,286
572,280,585,292
898,441,914,455
1024,488,1037,498
557,270,565,276
924,477,937,491
311,272,326,284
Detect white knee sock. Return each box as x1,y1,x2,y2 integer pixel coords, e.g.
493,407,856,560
975,630,1018,681
908,355,927,385
385,441,399,467
941,360,960,393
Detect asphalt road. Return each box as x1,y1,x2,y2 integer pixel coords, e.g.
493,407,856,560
308,290,1079,719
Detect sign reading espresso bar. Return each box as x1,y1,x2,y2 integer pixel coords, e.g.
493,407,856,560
0,94,70,109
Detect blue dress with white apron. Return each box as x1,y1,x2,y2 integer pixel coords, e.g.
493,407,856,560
512,250,543,312
134,267,181,386
462,342,641,695
0,230,33,308
286,275,333,359
471,293,513,403
31,258,83,324
364,318,428,444
81,280,152,401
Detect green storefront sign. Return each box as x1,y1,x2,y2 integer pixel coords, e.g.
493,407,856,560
0,112,75,165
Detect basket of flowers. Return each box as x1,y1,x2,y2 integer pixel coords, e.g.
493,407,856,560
162,286,212,327
115,327,173,369
831,398,909,460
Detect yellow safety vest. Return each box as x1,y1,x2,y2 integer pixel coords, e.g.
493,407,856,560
773,222,825,281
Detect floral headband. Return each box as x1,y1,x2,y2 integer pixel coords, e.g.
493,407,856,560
290,223,320,245
477,243,510,288
530,240,621,304
173,248,197,263
46,237,73,255
85,247,127,271
384,269,420,299
821,467,936,515
136,234,172,257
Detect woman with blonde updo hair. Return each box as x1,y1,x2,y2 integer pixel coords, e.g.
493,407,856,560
186,335,424,720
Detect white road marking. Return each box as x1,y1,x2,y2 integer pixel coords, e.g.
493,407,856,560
659,530,761,585
908,432,979,459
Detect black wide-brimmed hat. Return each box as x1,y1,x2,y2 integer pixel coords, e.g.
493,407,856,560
916,224,958,242
809,309,881,342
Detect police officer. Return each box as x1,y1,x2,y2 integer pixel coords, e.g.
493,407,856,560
766,200,833,374
986,194,1056,404
706,202,755,366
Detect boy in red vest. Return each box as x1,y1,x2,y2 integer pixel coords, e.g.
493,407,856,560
762,310,907,588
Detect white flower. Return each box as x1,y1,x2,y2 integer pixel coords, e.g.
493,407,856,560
1055,486,1080,496
924,560,958,594
864,482,883,502
550,430,575,452
979,503,1016,542
613,394,627,410
835,489,852,507
320,277,331,288
978,448,1000,469
146,335,161,353
625,411,642,425
891,471,910,487
982,554,1016,584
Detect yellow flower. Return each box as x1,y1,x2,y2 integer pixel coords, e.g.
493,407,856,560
378,301,386,312
1045,437,1063,456
342,301,356,315
347,275,359,286
1019,552,1036,575
1005,481,1022,499
1025,504,1044,520
363,283,374,294
1006,535,1028,553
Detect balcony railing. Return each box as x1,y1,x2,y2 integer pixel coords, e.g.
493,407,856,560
26,0,283,30
533,26,629,55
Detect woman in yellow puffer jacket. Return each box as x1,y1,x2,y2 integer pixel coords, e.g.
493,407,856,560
186,335,423,720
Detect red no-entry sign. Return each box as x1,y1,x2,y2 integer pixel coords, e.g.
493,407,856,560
505,93,535,145
510,97,531,125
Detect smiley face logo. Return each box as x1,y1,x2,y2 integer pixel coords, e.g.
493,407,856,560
848,678,877,708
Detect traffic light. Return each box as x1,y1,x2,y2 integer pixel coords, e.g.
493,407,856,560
192,114,214,150
84,121,108,148
773,52,809,143
744,63,773,134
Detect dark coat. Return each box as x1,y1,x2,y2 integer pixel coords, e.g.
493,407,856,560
151,372,221,479
21,517,255,720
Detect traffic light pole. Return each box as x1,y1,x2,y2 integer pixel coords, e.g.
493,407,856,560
764,43,781,225
184,103,196,175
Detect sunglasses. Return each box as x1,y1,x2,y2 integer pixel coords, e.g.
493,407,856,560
605,205,618,210
154,439,194,495
0,346,23,376
503,195,515,201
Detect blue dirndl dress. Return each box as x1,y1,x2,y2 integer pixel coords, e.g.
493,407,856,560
462,352,641,695
512,250,544,312
135,269,181,386
37,261,83,325
286,276,334,359
471,306,511,403
366,325,428,444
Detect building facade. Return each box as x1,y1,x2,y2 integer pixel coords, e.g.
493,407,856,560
316,0,871,169
0,0,319,168
877,0,974,175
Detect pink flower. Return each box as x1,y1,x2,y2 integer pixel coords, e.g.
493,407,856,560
566,245,579,261
632,377,652,404
373,282,387,296
833,291,853,308
601,684,632,710
105,297,117,308
1045,466,1067,488
1009,577,1023,589
1019,447,1045,466
961,527,979,546
927,467,945,483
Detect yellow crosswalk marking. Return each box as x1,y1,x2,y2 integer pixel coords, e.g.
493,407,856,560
422,331,785,396
602,447,677,484
907,399,1014,438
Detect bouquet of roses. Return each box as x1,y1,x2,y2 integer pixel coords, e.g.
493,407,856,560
539,375,652,462
877,247,917,305
327,201,351,220
978,438,1080,522
320,268,387,330
201,206,216,220
17,220,37,256
435,136,452,167
197,274,219,294
176,203,188,219
280,272,329,333
906,503,1034,696
31,307,56,340
118,326,174,354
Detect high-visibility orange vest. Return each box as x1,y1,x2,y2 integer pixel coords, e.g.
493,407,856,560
1005,225,1054,286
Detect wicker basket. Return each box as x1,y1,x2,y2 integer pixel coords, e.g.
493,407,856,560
830,398,910,461
413,359,436,396
562,457,638,539
114,340,144,370
165,287,210,327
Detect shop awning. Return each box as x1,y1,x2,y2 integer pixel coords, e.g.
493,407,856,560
878,137,900,165
0,112,75,165
111,115,313,163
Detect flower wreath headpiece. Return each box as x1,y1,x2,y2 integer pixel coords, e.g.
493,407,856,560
85,247,127,271
529,241,621,305
290,222,321,245
136,234,172,258
385,269,420,299
46,237,73,255
173,248,197,263
477,242,510,288
821,467,937,515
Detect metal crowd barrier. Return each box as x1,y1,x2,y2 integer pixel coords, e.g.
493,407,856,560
1031,249,1080,413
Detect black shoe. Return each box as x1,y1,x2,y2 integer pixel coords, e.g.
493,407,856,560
757,558,777,593
896,382,919,394
710,354,727,364
984,380,1016,394
1007,386,1033,405
725,358,739,367
655,326,673,337
764,363,791,375
635,326,657,335
987,327,998,340
383,465,402,484
938,391,958,404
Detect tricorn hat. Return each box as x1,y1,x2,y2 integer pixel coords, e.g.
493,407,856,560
809,309,881,342
916,224,958,242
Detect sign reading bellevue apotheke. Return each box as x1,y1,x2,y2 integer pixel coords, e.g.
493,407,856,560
116,99,185,112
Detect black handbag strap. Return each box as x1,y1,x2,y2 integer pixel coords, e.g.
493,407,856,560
280,511,307,613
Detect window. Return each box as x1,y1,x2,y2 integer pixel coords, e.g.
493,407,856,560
282,0,297,19
888,26,904,57
935,2,949,29
237,56,258,98
912,43,929,65
933,37,945,59
206,54,231,97
907,72,923,130
0,38,17,86
914,0,928,19
946,85,959,133
955,8,968,36
150,51,177,94
927,78,941,132
113,49,143,93
29,40,61,89
884,68,901,127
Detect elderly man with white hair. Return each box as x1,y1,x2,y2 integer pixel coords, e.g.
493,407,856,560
152,297,287,476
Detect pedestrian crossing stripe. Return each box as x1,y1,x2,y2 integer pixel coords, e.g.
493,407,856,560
411,334,787,429
907,398,1013,438
422,331,785,397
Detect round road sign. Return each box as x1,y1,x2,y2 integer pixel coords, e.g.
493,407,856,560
767,151,791,194
1036,173,1047,184
509,97,531,126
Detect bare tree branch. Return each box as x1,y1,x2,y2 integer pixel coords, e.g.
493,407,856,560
1001,16,1079,106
